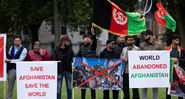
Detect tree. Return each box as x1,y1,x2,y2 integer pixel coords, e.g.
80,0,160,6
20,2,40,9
0,0,140,46
158,0,185,48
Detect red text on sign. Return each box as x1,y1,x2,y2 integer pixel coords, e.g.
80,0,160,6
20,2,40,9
25,83,38,89
28,92,46,97
39,83,49,88
30,67,43,71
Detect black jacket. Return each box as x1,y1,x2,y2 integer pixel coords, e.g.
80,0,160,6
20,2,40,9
53,44,74,74
99,48,120,59
114,43,128,55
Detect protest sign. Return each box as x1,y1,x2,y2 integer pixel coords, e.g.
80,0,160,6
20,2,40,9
0,34,6,81
129,51,170,88
168,65,185,97
73,57,123,90
16,61,57,99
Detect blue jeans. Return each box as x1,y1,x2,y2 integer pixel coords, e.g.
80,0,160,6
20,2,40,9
57,71,72,99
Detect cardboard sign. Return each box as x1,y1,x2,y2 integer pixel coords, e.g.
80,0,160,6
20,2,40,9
129,51,170,88
16,61,57,99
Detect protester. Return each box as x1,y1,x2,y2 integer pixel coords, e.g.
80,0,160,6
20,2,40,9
78,27,97,99
140,30,162,99
99,38,119,99
120,36,140,99
53,36,74,99
114,35,127,55
25,41,51,61
114,34,141,55
5,35,27,99
165,34,185,99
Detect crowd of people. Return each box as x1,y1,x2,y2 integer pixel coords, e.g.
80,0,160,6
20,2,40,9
4,28,185,99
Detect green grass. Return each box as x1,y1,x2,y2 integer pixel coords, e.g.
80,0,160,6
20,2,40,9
0,80,184,99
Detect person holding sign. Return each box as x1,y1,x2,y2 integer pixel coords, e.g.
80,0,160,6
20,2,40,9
5,35,27,99
165,34,185,99
53,36,74,99
120,36,140,99
139,30,162,99
78,27,97,99
25,41,51,61
99,38,119,99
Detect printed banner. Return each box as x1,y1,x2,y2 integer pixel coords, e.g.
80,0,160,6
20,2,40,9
0,34,6,81
129,51,170,88
168,65,185,97
16,61,57,99
73,57,123,90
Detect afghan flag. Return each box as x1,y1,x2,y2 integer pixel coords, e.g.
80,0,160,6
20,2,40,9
145,0,176,32
92,0,146,36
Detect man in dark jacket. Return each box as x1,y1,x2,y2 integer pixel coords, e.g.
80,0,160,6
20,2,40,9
114,34,141,55
53,36,74,99
78,27,97,99
165,34,185,99
99,38,120,99
140,30,162,99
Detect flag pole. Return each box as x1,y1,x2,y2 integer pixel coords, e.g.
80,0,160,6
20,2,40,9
143,0,149,16
121,90,123,99
4,81,6,99
72,89,74,99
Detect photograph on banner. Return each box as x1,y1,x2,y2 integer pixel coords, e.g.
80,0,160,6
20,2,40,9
129,51,170,88
168,65,185,97
73,57,123,90
16,61,57,99
0,34,6,81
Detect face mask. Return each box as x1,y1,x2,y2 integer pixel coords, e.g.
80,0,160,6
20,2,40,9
34,51,39,53
128,43,133,46
144,36,150,42
64,44,69,48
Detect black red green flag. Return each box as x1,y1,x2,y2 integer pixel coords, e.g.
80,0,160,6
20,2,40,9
92,0,146,36
144,0,176,32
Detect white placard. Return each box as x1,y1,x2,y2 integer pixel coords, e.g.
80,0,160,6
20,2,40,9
129,51,170,88
0,34,6,81
16,61,57,99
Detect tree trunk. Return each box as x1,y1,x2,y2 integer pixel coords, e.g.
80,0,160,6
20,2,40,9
54,0,60,47
29,23,41,48
176,9,185,48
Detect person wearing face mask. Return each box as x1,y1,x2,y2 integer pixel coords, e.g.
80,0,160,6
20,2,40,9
120,36,140,99
140,30,162,99
114,34,141,55
53,36,74,99
78,27,97,99
5,35,27,99
99,38,120,99
25,41,51,61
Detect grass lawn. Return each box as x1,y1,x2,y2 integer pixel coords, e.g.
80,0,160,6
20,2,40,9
0,79,184,99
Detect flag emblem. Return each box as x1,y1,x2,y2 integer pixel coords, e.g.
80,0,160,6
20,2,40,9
113,8,128,25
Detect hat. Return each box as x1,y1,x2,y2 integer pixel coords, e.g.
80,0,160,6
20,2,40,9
143,30,153,35
106,39,116,44
60,36,69,42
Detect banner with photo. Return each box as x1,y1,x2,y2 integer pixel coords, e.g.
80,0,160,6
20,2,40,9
73,57,123,90
0,34,6,81
129,51,170,88
168,65,185,97
16,61,57,99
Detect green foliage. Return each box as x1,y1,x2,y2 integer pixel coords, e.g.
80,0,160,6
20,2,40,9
159,0,185,45
0,0,139,38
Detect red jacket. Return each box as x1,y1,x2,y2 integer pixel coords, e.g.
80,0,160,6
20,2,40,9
25,49,51,61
